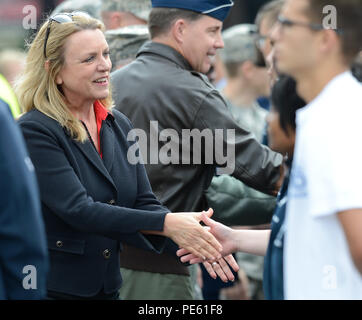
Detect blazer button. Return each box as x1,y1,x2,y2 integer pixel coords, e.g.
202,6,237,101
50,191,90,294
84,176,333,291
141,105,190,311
56,241,63,248
103,249,111,259
108,199,116,205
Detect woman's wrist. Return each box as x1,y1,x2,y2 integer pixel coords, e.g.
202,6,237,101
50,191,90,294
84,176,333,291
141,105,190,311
162,212,173,238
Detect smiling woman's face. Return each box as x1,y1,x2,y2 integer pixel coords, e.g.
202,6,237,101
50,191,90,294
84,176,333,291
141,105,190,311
56,28,112,106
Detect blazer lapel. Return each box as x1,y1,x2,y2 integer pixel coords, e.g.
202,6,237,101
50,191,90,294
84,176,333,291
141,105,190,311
100,121,115,174
73,137,116,190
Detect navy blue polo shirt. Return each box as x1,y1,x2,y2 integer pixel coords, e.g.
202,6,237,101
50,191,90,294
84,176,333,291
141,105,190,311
263,159,292,300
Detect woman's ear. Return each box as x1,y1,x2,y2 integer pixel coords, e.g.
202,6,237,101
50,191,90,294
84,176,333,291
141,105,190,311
45,60,63,84
55,74,63,85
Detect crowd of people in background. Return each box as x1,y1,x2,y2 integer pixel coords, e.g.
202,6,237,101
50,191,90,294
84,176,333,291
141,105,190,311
0,0,361,300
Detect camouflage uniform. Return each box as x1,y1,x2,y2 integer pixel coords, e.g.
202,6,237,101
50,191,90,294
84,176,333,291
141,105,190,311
219,24,260,65
101,0,152,71
51,0,102,19
100,0,152,21
105,25,149,72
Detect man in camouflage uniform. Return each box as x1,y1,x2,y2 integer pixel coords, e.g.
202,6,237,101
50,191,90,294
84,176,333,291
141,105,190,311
101,0,151,71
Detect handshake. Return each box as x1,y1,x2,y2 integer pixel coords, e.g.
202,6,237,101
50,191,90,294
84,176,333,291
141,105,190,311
169,208,241,282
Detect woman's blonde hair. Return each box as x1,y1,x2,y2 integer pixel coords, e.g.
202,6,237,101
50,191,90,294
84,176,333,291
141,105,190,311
15,13,113,142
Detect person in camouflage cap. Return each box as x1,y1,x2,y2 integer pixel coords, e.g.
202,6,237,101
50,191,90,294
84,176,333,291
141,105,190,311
219,24,263,66
101,0,152,29
106,25,149,72
100,0,152,71
51,0,102,19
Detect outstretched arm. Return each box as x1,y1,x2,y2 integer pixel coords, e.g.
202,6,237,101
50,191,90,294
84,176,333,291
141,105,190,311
142,208,223,262
177,212,271,264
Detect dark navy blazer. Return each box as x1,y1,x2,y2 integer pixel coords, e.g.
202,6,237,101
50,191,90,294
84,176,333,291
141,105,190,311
18,107,169,297
0,100,48,299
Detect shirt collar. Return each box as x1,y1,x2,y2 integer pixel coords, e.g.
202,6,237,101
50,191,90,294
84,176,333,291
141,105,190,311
93,100,113,121
137,41,193,71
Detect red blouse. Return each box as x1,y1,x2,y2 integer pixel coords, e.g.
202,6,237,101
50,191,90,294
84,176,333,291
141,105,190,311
93,100,109,158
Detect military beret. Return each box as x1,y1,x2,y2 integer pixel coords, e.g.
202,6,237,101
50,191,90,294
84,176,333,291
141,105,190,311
151,0,234,22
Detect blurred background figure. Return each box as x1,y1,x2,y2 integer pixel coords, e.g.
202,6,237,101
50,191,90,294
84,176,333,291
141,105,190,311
255,0,284,61
219,24,269,141
101,0,151,71
105,26,149,72
0,49,26,87
255,0,285,86
0,49,26,118
204,23,276,301
0,74,21,118
253,0,285,146
101,0,150,29
205,53,227,91
51,0,102,19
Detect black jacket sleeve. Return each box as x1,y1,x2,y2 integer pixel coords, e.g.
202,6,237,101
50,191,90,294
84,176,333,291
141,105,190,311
19,117,167,246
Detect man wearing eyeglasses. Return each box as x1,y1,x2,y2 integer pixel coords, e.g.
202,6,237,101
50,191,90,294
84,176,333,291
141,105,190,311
271,0,362,299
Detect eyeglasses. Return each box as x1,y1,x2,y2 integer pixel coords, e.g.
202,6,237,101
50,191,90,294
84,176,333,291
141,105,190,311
277,15,343,35
43,11,91,59
277,15,325,31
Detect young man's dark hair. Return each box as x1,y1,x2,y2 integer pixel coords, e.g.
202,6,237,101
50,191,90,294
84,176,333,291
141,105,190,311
271,75,306,136
148,8,202,38
305,0,362,64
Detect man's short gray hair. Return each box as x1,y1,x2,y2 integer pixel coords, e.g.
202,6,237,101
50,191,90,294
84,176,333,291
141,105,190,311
148,8,203,39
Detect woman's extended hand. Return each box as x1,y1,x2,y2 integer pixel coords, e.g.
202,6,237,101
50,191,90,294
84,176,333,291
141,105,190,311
176,212,237,264
175,212,239,282
163,208,223,261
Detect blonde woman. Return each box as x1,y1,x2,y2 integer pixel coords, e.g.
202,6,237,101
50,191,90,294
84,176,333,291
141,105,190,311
15,12,229,300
